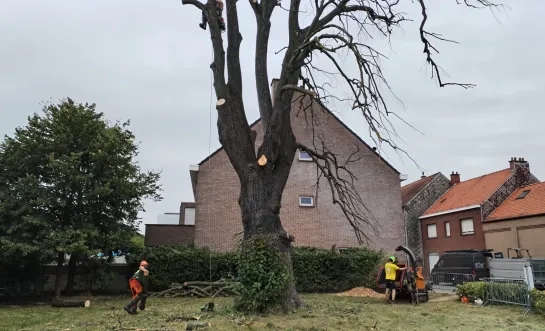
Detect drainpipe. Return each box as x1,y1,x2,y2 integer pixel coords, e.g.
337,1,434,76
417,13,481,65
403,208,409,263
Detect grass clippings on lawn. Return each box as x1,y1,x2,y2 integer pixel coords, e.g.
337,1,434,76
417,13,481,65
0,294,542,331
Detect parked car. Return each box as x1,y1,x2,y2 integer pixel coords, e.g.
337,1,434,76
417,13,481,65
429,249,493,286
429,248,545,290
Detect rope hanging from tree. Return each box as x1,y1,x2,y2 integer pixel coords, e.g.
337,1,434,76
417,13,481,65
207,46,213,284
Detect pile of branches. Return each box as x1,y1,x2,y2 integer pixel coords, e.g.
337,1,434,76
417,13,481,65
150,279,238,298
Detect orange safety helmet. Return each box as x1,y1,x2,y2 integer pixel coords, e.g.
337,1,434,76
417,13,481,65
140,260,149,267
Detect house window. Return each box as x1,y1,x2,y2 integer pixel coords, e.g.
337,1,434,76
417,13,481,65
184,207,195,225
516,190,530,199
445,221,451,237
299,196,314,207
460,218,474,235
298,150,313,161
427,224,437,239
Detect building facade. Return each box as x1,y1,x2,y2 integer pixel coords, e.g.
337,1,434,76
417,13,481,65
483,182,545,258
144,202,196,246
419,157,538,275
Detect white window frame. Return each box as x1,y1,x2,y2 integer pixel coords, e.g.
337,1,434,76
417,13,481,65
445,221,451,237
460,218,474,235
184,207,195,225
299,196,314,207
427,224,437,239
298,149,313,161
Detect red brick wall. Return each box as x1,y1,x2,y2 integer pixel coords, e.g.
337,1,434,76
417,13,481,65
194,94,403,254
420,207,484,275
144,225,195,246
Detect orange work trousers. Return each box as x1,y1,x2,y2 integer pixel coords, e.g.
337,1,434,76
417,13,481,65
129,278,143,299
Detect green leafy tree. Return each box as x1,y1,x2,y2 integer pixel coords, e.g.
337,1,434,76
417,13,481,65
0,98,161,297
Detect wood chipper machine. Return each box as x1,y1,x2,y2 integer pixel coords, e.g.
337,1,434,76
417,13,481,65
376,245,430,303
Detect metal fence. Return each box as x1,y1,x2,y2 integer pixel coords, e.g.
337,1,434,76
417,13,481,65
0,281,37,299
483,278,531,315
428,272,476,293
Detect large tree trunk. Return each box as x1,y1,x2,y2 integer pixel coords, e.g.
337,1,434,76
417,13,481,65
53,252,65,298
64,253,79,295
239,174,303,310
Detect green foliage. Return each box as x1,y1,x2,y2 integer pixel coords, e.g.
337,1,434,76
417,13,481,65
126,246,238,291
293,247,383,292
128,245,382,297
456,281,486,300
77,256,116,292
530,289,545,314
0,98,162,282
234,237,289,313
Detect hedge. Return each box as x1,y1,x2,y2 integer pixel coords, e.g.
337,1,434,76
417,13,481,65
126,245,383,293
457,281,545,314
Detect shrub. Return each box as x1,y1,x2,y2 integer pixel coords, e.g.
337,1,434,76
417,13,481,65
126,245,383,293
292,247,383,292
530,289,545,314
126,245,237,291
234,236,289,313
456,281,486,300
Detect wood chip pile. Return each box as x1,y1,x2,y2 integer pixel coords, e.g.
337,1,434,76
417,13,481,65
335,287,384,298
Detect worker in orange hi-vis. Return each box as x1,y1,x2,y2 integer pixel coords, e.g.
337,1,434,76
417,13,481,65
124,260,150,314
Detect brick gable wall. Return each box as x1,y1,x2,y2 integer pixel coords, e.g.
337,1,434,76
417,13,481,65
194,95,403,253
404,174,451,262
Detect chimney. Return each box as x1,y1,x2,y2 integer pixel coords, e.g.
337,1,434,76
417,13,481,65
421,172,426,179
450,171,460,185
270,78,280,106
509,157,529,171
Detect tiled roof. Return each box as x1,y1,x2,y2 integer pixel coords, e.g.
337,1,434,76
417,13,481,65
401,173,439,206
422,168,512,217
485,182,545,222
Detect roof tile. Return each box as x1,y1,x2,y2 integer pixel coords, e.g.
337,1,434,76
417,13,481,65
485,182,545,221
422,169,512,216
401,173,439,206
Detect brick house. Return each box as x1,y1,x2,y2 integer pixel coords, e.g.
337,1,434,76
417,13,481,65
401,172,450,264
483,181,545,258
419,157,539,275
144,202,196,246
149,79,408,252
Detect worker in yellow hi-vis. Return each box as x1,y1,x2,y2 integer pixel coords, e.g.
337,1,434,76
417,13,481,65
384,256,406,303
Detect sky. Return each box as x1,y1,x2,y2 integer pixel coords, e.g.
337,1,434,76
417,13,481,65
1,0,544,233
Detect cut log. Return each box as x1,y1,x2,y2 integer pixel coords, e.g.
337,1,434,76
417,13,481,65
185,321,211,330
216,98,225,106
51,299,91,308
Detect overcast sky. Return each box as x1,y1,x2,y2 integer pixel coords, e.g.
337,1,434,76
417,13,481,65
1,0,543,233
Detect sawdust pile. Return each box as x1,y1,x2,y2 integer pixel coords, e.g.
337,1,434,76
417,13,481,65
335,287,384,298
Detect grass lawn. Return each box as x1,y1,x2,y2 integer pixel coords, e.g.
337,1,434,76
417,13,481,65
0,293,542,331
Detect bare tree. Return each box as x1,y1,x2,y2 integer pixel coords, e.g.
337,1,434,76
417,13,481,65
181,0,498,309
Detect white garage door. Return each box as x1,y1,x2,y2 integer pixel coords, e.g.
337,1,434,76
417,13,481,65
428,253,440,273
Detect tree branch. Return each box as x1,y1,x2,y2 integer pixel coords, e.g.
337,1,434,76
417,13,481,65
226,0,243,94
181,0,255,178
253,0,282,131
